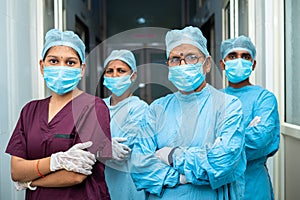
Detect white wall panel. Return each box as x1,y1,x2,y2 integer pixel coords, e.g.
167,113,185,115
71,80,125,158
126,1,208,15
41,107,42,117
0,0,44,199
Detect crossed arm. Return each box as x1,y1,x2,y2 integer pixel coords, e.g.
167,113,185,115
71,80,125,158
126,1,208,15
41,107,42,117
11,156,87,188
11,141,96,189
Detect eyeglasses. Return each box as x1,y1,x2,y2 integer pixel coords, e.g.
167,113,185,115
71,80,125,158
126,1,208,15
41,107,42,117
167,54,203,66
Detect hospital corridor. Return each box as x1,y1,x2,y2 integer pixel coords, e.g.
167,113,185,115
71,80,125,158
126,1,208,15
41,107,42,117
0,0,299,199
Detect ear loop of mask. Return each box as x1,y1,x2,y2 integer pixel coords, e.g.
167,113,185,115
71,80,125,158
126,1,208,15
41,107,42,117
202,57,209,74
79,65,84,78
129,71,136,82
202,57,208,65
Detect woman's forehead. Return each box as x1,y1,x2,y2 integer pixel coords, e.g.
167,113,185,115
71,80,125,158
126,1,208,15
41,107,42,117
106,60,130,69
47,46,78,56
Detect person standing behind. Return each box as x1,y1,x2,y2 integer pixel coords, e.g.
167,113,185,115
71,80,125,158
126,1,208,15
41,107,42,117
130,26,246,200
6,29,112,200
219,35,280,200
102,50,147,200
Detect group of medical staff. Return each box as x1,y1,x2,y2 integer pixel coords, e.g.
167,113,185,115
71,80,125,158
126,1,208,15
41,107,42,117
5,25,280,200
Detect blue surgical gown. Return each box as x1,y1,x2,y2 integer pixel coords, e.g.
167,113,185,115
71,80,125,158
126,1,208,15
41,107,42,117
131,84,246,200
104,96,148,200
223,85,280,200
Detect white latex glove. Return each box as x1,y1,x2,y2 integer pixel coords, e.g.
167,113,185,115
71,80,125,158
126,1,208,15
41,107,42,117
112,137,131,161
248,116,261,127
14,181,37,191
179,174,187,184
50,141,96,175
155,147,173,165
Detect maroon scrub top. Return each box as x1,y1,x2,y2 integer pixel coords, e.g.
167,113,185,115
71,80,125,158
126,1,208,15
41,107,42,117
6,92,112,200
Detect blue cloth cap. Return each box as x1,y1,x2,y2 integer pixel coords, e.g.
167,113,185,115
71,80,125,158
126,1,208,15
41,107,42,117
165,26,210,58
220,35,256,59
104,50,137,72
42,29,86,63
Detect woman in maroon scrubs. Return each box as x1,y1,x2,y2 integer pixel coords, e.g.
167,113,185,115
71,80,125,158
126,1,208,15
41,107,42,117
6,29,112,200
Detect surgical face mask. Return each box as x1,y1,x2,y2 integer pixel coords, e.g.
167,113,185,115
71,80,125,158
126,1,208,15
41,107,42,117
43,66,82,95
103,73,133,97
168,62,205,92
224,58,253,83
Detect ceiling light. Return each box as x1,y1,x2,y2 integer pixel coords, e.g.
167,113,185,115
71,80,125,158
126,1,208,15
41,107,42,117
137,17,146,24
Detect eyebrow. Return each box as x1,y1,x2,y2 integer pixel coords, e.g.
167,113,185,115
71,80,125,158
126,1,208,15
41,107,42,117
46,55,79,60
105,66,131,70
228,52,251,57
170,52,204,58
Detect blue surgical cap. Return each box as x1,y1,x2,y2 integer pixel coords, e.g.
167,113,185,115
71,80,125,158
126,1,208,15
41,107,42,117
220,35,256,59
42,29,86,63
104,50,137,72
165,26,210,58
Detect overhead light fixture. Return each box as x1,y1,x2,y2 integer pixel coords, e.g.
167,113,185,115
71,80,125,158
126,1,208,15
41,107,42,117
137,17,146,24
138,83,146,88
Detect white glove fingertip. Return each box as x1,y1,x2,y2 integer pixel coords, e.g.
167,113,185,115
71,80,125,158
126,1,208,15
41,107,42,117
113,157,121,161
73,141,93,150
14,182,25,191
123,146,131,152
27,181,37,190
80,141,93,149
78,169,91,176
77,166,91,175
84,169,92,175
91,153,96,162
114,137,127,142
84,152,96,161
179,174,187,184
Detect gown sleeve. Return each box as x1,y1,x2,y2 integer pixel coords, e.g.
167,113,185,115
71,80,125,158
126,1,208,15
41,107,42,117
118,100,148,148
172,96,246,189
245,91,280,160
106,100,148,169
75,97,112,160
130,104,180,197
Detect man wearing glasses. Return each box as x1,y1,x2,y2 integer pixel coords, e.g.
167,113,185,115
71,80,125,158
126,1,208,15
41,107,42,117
130,26,246,200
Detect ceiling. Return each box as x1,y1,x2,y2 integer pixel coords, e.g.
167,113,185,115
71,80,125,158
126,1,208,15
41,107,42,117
106,0,183,37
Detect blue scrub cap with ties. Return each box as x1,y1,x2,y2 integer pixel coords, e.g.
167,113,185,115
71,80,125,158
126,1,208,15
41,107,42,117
104,50,137,72
42,29,86,63
220,35,256,59
165,26,210,58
